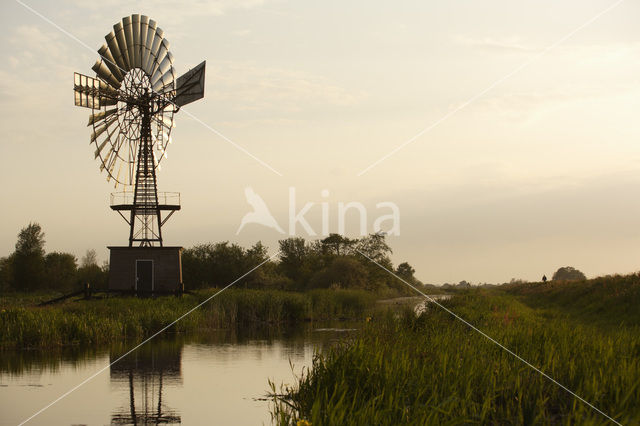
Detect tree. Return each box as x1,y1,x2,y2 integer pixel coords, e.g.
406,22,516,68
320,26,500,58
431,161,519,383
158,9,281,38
182,242,259,288
246,241,268,264
15,223,45,257
279,238,308,265
310,256,369,290
242,241,273,288
352,234,403,294
45,252,77,291
182,243,214,288
320,234,354,256
13,223,46,291
209,242,248,285
182,241,288,289
552,266,586,282
396,262,416,282
355,233,392,263
77,249,106,289
0,255,15,292
278,237,311,283
81,249,98,268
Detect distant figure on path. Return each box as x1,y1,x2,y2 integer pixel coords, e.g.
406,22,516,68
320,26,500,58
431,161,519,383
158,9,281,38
236,187,285,234
542,275,547,283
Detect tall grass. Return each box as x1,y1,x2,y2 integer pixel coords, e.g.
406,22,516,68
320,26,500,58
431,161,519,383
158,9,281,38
502,273,640,327
273,288,640,425
0,288,376,349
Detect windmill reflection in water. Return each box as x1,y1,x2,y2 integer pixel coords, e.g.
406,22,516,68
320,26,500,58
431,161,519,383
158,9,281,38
110,340,182,425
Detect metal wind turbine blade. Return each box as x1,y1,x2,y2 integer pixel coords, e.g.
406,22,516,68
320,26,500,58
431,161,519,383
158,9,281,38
142,19,156,74
105,31,127,72
98,44,124,82
92,59,121,88
132,14,141,68
151,39,170,78
98,80,119,94
100,120,120,148
99,145,115,171
152,68,175,92
103,134,122,178
88,108,118,126
91,124,109,144
91,114,118,142
94,137,111,158
106,151,118,182
139,15,149,70
115,162,123,186
146,28,164,73
100,97,118,107
113,22,130,71
97,81,120,106
155,78,177,96
156,38,170,62
174,61,206,107
151,52,174,85
128,156,133,184
123,16,135,69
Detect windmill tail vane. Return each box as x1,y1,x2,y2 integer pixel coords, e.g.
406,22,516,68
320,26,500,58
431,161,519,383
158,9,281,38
73,14,205,247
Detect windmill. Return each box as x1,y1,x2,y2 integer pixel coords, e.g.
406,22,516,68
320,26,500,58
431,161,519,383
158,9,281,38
74,14,205,294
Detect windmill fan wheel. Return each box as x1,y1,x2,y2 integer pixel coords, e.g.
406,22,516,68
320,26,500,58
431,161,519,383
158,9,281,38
83,15,177,187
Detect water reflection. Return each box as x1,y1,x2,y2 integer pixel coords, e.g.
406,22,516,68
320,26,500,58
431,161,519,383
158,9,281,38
0,323,358,425
110,340,182,425
0,346,106,376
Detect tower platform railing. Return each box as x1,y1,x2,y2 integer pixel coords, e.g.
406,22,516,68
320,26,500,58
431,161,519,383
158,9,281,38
110,191,181,210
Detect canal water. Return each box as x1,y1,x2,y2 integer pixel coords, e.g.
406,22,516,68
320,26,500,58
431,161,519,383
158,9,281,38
0,325,357,425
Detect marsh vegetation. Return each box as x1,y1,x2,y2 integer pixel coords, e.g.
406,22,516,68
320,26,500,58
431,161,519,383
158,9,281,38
272,274,640,425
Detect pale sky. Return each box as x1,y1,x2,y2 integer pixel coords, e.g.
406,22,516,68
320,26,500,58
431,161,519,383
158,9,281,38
1,0,639,284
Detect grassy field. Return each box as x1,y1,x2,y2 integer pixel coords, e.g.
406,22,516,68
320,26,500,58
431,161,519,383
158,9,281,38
272,274,640,425
0,288,377,348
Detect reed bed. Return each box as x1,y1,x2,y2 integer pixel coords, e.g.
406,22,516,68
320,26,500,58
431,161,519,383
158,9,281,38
273,286,640,425
0,289,376,348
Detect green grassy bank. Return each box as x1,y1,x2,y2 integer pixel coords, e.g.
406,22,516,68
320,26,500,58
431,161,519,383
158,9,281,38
0,288,376,349
272,275,640,425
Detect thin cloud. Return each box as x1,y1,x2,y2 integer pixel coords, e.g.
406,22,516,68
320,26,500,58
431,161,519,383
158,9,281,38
2,25,73,104
216,117,301,128
8,25,68,67
210,61,363,116
477,85,638,117
65,0,268,23
454,34,535,52
231,29,252,37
